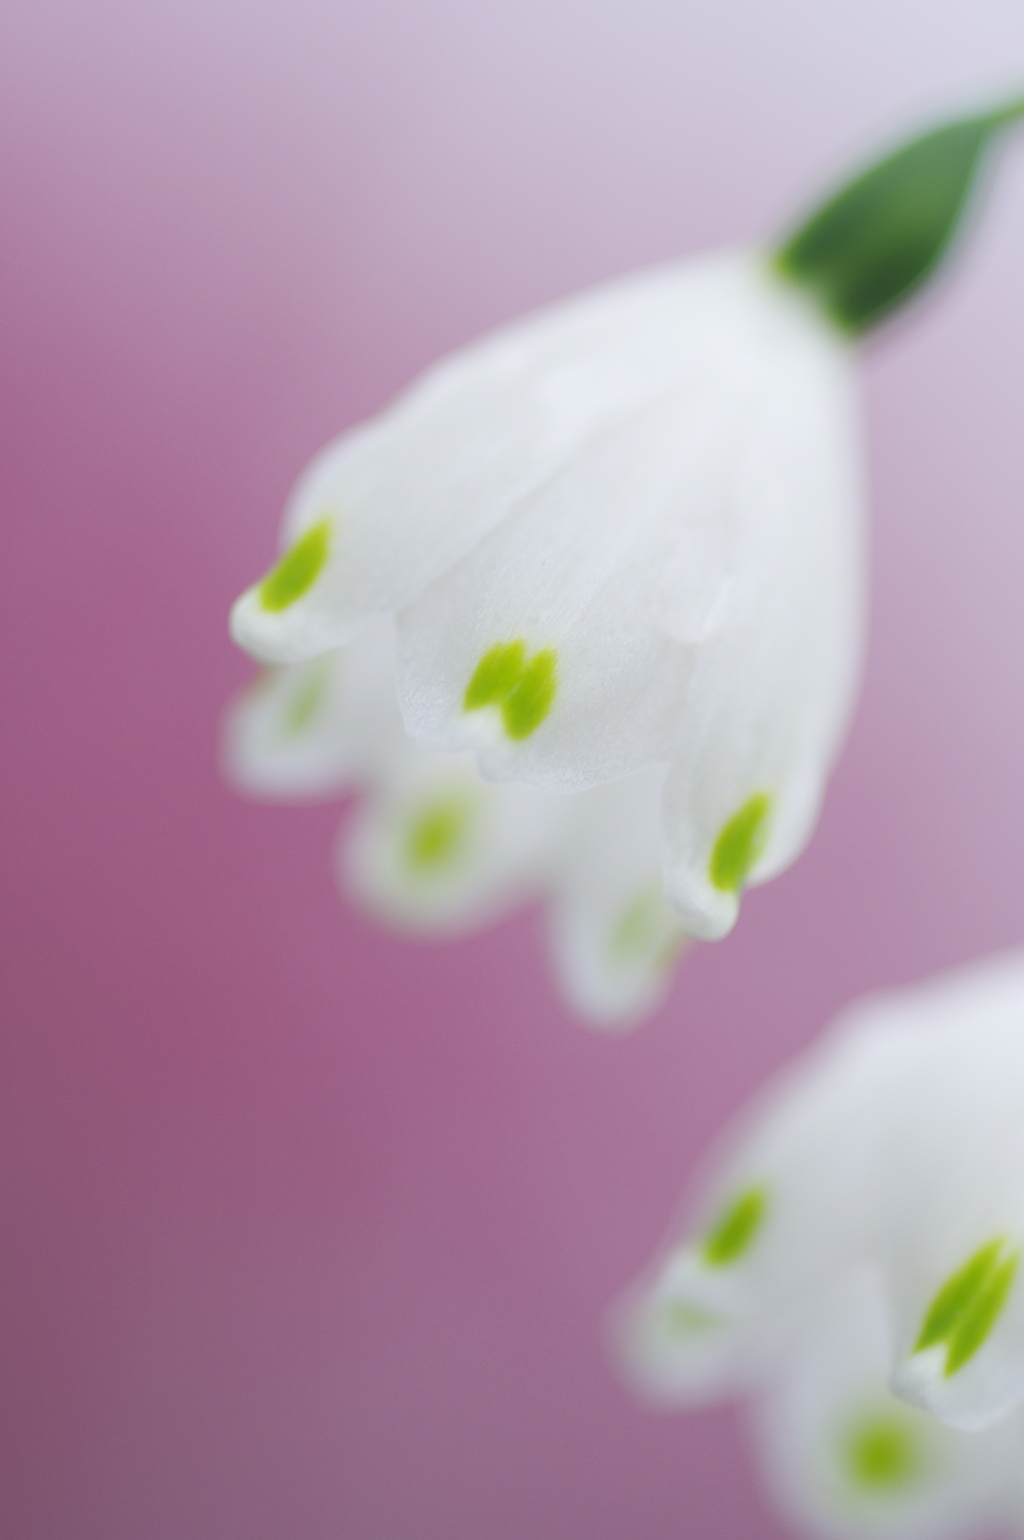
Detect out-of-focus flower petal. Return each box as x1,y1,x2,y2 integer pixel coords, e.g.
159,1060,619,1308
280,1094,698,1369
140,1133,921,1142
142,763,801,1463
223,636,694,1025
619,951,1024,1439
753,1270,1024,1540
220,617,403,798
619,1018,910,1401
230,254,863,939
339,754,562,936
543,767,689,1029
862,960,1024,1431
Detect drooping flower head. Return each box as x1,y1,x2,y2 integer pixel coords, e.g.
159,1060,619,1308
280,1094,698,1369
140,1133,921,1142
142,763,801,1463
228,100,1024,969
618,952,1024,1536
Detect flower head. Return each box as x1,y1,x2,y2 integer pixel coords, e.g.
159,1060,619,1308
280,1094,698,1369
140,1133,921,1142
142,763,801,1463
229,105,1024,945
224,619,688,1027
617,951,1024,1534
231,251,863,941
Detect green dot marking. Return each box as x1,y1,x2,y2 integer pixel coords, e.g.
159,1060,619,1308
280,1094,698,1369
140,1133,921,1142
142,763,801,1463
259,519,330,612
702,1187,767,1267
465,642,526,709
914,1237,1019,1376
662,1300,719,1336
282,657,329,735
464,641,557,741
405,797,470,873
611,881,685,974
709,793,772,893
846,1415,920,1491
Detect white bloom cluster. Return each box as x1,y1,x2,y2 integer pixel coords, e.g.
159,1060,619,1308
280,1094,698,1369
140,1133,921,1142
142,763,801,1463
230,253,865,944
223,618,688,1026
619,954,1024,1539
222,99,1024,1538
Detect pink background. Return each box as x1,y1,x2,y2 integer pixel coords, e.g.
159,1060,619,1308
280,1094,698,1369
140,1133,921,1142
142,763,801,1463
4,2,1024,1535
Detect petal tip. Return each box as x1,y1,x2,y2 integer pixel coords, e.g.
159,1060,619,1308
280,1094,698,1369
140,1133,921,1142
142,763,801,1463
229,588,303,664
662,873,739,942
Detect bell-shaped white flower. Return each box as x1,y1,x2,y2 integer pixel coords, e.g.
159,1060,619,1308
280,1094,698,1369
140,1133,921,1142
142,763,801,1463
541,766,689,1024
223,619,688,1027
228,103,1024,940
618,951,1024,1437
230,254,863,941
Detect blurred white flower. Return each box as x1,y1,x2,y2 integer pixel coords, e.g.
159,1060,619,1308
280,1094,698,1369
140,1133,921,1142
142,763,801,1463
230,252,864,941
617,953,1024,1535
223,619,688,1028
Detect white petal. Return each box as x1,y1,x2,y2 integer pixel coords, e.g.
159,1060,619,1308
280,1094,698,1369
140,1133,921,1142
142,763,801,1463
614,1244,803,1406
543,765,690,1029
231,252,788,664
396,388,730,785
220,617,405,798
339,750,565,936
617,1019,908,1404
753,1269,1024,1540
866,960,1024,1431
396,258,860,820
660,324,863,938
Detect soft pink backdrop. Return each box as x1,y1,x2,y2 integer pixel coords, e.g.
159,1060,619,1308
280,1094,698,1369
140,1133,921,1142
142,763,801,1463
4,3,1024,1536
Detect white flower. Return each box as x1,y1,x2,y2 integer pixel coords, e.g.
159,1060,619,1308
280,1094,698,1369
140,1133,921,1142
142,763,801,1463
616,952,1024,1534
229,251,865,940
223,618,688,1027
227,103,1024,944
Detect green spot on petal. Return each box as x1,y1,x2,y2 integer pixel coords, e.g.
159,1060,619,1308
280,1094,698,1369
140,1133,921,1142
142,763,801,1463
282,657,329,735
405,797,471,873
259,519,330,612
846,1415,920,1491
464,642,526,710
464,641,557,741
612,885,663,962
611,881,685,975
916,1241,1004,1349
662,1300,719,1336
504,651,557,740
702,1187,767,1267
709,794,771,894
915,1238,1019,1376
